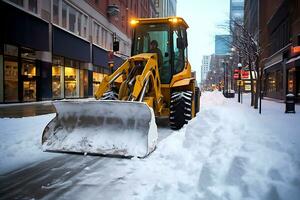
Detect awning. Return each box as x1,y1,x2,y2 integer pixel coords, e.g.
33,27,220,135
286,55,300,69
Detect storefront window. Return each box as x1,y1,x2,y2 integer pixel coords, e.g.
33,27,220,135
288,68,295,93
52,56,64,99
22,63,36,101
267,72,276,93
93,72,104,95
65,61,79,98
4,60,18,102
80,70,89,97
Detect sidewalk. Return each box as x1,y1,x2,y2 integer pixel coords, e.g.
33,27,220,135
0,102,55,118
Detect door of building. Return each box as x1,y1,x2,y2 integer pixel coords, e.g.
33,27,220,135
21,62,37,102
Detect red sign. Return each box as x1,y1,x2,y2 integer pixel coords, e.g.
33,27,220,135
234,69,240,73
291,46,300,56
242,70,249,79
234,74,239,79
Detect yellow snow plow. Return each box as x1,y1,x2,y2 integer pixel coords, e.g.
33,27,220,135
42,17,200,157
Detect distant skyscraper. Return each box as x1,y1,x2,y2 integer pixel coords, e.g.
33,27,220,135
215,35,231,55
230,0,244,21
201,55,211,83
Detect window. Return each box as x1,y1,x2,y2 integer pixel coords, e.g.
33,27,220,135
53,0,59,24
9,0,23,7
62,1,67,28
93,22,100,44
82,15,88,38
173,28,185,74
28,0,37,13
52,56,64,99
4,60,18,102
132,23,171,83
77,12,82,36
69,6,76,32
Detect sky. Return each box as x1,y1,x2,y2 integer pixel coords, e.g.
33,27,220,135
177,0,230,81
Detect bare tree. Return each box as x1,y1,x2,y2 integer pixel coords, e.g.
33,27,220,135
220,18,262,108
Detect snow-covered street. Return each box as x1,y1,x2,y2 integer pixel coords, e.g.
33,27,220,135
1,92,300,200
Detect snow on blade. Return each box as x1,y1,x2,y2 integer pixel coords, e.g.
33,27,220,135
42,101,158,157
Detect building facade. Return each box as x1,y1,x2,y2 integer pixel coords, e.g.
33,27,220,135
246,0,300,102
201,55,211,84
154,0,176,17
215,35,231,56
0,0,155,103
230,0,244,21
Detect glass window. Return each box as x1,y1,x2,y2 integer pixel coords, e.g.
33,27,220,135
52,0,59,24
62,1,67,28
4,60,18,102
101,28,107,48
4,44,18,57
69,6,76,33
132,23,171,83
21,63,36,77
28,0,37,13
65,67,78,98
80,70,88,97
9,0,24,7
94,22,101,45
288,69,294,93
77,13,82,36
173,28,185,74
22,63,36,101
93,72,104,94
52,56,64,99
82,15,88,38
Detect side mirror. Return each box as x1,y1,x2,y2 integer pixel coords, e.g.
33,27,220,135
176,37,184,49
113,41,119,52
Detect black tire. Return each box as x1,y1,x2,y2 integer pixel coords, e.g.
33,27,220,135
101,90,118,100
195,87,200,114
169,91,193,130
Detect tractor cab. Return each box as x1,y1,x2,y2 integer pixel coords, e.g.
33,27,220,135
130,17,189,84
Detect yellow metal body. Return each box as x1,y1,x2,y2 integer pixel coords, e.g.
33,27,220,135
95,17,197,118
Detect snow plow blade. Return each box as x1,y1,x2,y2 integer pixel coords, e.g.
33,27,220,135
42,101,158,158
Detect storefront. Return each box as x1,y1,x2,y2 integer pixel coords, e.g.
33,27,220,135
286,50,300,103
2,45,40,102
1,1,50,103
52,26,92,99
52,56,91,99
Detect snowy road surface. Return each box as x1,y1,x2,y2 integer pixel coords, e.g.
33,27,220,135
0,92,300,200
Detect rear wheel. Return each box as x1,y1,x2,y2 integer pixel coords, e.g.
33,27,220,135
169,91,192,130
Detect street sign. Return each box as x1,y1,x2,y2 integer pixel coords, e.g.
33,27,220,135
237,80,244,86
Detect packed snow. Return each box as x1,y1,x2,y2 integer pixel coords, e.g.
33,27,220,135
0,91,300,200
0,114,57,174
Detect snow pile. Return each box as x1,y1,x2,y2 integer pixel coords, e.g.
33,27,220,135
45,92,300,200
0,114,57,174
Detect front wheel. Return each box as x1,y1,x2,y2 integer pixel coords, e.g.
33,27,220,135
169,91,193,130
